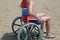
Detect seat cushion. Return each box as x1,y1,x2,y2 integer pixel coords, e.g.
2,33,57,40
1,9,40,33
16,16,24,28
29,20,42,24
22,16,42,24
28,16,42,24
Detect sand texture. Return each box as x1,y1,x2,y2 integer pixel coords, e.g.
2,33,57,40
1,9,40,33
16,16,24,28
0,0,60,40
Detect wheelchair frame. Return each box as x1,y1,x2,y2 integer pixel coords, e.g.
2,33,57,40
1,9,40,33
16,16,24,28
11,16,45,40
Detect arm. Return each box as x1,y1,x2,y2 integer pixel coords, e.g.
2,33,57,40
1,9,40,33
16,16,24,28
20,2,22,8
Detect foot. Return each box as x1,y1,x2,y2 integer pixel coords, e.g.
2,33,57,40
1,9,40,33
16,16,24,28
45,34,55,38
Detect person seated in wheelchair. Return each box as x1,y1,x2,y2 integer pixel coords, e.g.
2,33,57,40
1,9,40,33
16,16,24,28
20,0,55,38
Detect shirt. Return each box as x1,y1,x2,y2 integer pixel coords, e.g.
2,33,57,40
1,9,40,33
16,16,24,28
21,0,27,8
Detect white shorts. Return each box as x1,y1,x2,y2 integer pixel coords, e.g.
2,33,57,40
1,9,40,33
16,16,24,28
37,15,47,22
41,17,47,21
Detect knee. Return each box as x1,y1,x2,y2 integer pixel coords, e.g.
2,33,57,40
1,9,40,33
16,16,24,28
47,16,51,21
38,13,45,16
41,13,45,16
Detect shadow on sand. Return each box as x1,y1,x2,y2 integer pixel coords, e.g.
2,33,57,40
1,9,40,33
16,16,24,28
1,32,18,40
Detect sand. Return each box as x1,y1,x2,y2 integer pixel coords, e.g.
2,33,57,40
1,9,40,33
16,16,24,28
0,0,60,40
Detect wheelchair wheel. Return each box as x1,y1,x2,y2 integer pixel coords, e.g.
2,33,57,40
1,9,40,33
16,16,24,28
17,23,41,40
12,16,23,35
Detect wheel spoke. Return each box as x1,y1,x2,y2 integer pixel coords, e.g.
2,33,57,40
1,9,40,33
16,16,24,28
34,27,39,31
30,25,35,32
14,24,21,26
20,19,22,24
16,28,19,32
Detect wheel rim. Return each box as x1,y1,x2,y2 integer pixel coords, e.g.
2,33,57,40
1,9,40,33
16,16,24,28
12,17,23,35
17,23,40,40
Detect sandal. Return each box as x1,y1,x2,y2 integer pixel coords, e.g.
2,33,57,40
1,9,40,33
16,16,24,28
45,34,55,38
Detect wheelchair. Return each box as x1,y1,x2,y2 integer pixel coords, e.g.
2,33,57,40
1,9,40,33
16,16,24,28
12,16,45,40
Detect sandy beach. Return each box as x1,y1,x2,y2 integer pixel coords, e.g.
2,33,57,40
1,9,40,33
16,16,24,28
0,0,60,40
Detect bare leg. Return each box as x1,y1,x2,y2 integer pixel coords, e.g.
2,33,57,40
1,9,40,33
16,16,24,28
36,13,45,17
45,16,51,35
37,14,51,35
37,14,55,38
43,16,55,38
36,13,55,38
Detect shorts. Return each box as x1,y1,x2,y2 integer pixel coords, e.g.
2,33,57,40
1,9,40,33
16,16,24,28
41,17,47,21
38,16,47,21
22,8,29,16
22,8,29,23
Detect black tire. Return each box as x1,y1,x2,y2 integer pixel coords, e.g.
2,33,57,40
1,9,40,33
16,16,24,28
12,16,22,35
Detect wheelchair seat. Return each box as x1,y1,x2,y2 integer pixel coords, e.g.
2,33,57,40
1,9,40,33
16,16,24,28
28,16,42,25
22,16,42,24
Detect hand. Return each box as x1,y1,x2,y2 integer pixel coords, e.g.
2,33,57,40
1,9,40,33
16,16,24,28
38,18,44,23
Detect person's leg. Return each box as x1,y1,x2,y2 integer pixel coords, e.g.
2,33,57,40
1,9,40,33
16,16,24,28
37,13,55,38
36,13,45,17
42,16,55,38
44,16,51,35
